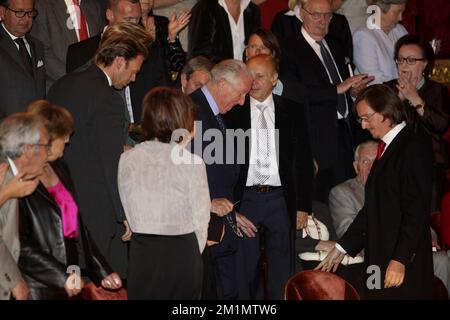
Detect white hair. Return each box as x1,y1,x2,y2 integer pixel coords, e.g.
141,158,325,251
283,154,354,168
0,113,42,160
210,59,251,87
354,140,379,162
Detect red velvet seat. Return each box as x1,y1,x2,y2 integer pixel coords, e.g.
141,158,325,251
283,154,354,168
441,192,450,248
284,270,360,300
433,275,449,300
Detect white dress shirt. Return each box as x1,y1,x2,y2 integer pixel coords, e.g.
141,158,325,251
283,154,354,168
64,0,91,42
218,0,251,61
118,140,211,253
6,158,19,176
353,24,408,84
335,121,407,254
301,27,348,118
246,95,281,186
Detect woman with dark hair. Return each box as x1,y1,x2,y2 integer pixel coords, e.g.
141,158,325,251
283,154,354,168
18,100,122,300
245,28,284,95
387,34,449,210
118,87,210,299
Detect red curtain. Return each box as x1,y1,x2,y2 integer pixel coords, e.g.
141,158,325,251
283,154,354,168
259,0,289,29
402,0,450,57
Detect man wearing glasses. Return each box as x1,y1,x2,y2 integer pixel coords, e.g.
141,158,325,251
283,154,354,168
0,0,45,119
280,0,373,204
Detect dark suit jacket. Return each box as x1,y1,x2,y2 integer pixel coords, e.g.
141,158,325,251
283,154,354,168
339,126,434,299
280,30,357,172
65,18,171,123
188,0,261,62
31,0,104,90
18,159,113,300
0,25,46,118
226,95,314,225
47,64,127,274
271,11,353,61
189,88,240,247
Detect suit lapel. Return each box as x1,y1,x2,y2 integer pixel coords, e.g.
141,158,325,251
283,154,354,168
298,32,330,84
82,0,100,36
0,26,35,77
53,0,78,43
26,36,38,79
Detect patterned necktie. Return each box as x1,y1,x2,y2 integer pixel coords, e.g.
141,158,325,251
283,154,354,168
254,104,270,185
215,114,226,135
376,140,386,160
14,38,33,76
72,0,89,41
316,40,347,116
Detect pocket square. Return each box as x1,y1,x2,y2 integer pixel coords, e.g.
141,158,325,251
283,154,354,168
37,60,44,68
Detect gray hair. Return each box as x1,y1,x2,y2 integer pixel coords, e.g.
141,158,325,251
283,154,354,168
210,59,251,87
0,113,42,160
354,140,379,162
372,0,408,13
181,56,215,79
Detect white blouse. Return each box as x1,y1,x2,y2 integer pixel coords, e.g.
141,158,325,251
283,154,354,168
118,140,210,253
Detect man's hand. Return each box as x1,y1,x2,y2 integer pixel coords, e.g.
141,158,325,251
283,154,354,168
236,212,258,237
121,220,132,242
167,10,191,42
3,173,39,199
211,198,234,217
315,247,345,272
337,74,369,94
101,273,122,290
384,259,405,288
64,273,84,297
350,75,375,97
314,240,336,252
296,211,308,230
11,279,29,300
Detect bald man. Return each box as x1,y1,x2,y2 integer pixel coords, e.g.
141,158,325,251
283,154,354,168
226,54,313,299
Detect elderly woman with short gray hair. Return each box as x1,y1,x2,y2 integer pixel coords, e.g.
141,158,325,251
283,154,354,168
353,0,409,84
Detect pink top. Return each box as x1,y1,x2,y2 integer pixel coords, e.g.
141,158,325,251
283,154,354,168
47,181,79,239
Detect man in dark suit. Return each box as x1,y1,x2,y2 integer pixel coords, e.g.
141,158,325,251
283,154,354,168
317,84,434,300
189,59,253,300
66,0,185,123
280,0,372,203
226,54,313,299
0,0,45,118
31,0,104,91
48,22,151,279
188,0,261,62
271,0,354,61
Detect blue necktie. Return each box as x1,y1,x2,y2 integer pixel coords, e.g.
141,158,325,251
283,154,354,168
215,114,226,134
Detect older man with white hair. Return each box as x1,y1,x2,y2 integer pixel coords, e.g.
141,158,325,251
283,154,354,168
0,112,49,300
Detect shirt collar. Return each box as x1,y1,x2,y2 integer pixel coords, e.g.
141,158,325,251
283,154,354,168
301,26,322,47
250,94,274,110
6,157,19,176
381,121,406,147
101,69,113,86
1,22,22,41
218,0,251,12
201,86,220,116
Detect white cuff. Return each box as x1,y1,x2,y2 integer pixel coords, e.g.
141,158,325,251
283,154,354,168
335,243,347,254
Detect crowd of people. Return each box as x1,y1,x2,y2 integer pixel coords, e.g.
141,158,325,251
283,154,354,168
0,0,449,300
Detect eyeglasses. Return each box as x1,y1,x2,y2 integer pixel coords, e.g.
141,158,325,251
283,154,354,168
395,57,426,65
302,7,333,21
32,143,51,151
5,7,38,18
357,111,376,124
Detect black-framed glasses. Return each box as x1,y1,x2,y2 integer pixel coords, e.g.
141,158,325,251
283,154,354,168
395,57,426,65
357,111,376,124
302,7,333,21
5,7,38,18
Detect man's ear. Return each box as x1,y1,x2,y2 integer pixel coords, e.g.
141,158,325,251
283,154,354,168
353,161,358,176
106,9,114,24
114,56,125,70
180,73,188,88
